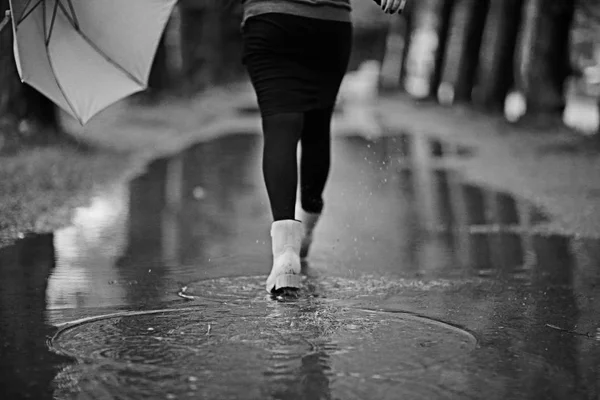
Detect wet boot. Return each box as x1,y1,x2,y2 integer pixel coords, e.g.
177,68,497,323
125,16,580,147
266,220,302,293
300,211,320,259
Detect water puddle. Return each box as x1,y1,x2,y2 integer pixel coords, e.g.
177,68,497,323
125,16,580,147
3,130,600,399
50,302,476,400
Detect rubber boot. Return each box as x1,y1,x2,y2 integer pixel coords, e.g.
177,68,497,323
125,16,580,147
300,211,320,259
266,220,302,293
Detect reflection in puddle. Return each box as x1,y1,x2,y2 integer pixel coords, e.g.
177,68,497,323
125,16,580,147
47,134,271,312
314,133,554,283
0,234,73,399
48,184,130,309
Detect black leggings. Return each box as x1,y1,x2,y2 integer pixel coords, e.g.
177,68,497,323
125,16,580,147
262,107,333,221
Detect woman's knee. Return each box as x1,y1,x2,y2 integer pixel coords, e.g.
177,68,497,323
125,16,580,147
302,107,334,138
262,112,304,140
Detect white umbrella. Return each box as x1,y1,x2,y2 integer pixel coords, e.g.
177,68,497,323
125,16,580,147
8,0,177,124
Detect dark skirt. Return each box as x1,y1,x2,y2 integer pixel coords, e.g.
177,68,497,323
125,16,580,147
242,13,352,116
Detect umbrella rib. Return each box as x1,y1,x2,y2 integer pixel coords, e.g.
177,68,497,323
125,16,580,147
70,28,146,87
47,1,145,87
65,0,79,29
46,0,60,45
56,0,77,30
44,40,82,124
16,0,40,24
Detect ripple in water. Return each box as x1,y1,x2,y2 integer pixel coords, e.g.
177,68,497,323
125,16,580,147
51,286,476,400
180,274,477,303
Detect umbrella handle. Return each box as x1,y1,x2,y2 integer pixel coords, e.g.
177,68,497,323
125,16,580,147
0,10,11,34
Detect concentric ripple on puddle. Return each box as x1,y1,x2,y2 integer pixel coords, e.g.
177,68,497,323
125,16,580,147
51,288,476,400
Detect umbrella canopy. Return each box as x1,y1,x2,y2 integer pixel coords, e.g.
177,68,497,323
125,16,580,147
9,0,177,124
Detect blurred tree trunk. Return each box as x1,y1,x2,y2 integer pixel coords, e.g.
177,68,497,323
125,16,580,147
576,0,600,134
430,0,455,96
204,4,223,84
143,17,181,103
516,0,576,124
0,0,22,121
472,0,524,112
179,1,243,94
350,0,389,71
380,15,409,90
399,4,414,84
218,3,245,83
403,0,455,100
438,0,489,104
148,35,170,95
349,27,389,71
21,86,59,131
180,3,217,92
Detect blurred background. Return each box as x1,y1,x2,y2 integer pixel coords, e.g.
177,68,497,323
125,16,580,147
0,0,599,146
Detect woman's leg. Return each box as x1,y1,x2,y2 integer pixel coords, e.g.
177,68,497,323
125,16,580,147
298,106,334,258
300,106,334,214
261,111,305,293
261,106,333,220
262,112,304,221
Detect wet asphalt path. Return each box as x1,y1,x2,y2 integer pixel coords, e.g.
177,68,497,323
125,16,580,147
1,127,600,399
